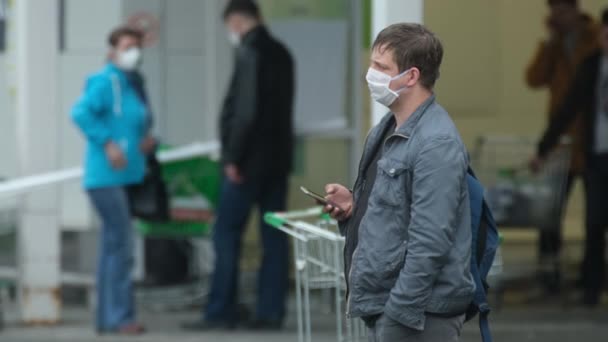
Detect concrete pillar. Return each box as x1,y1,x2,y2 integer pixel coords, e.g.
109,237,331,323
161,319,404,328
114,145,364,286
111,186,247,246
12,0,61,324
371,0,424,125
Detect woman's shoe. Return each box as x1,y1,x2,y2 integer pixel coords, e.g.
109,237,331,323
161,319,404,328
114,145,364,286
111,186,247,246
117,323,146,335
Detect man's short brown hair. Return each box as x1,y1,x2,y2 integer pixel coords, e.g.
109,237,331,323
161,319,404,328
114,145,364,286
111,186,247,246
223,0,261,20
108,26,143,47
372,23,443,89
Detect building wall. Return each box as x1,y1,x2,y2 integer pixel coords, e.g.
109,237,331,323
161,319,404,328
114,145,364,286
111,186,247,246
57,0,123,229
10,0,233,230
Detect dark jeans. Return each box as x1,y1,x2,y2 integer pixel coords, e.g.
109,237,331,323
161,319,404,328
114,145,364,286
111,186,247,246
87,187,135,332
580,154,608,295
205,176,289,323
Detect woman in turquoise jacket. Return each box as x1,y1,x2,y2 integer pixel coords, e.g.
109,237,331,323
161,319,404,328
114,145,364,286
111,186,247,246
72,27,155,335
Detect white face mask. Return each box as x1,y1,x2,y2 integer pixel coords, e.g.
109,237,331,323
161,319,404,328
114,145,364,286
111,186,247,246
228,31,241,46
365,67,411,107
116,47,142,71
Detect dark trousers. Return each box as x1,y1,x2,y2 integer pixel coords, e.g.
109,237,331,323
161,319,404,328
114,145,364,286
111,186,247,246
205,176,289,323
367,314,465,342
538,173,576,259
580,154,608,295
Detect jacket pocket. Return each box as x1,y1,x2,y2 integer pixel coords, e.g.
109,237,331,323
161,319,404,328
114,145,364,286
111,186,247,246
374,158,409,207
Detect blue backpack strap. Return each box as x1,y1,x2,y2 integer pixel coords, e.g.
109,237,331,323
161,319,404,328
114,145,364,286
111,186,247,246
477,212,488,270
468,166,495,342
479,309,492,342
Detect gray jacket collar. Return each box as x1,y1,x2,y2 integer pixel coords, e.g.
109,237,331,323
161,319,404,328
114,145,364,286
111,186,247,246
359,95,436,175
392,94,436,138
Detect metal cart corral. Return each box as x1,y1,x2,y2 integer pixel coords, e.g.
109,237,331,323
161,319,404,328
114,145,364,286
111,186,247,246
265,208,366,342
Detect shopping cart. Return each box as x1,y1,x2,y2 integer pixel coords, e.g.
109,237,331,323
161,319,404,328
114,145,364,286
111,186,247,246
265,208,366,342
134,150,221,311
471,135,572,300
471,135,571,229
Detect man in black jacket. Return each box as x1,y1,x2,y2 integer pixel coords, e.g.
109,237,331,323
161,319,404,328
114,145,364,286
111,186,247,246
183,0,295,331
533,8,608,306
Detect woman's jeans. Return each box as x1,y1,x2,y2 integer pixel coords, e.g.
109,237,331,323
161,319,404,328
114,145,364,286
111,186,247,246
87,187,135,332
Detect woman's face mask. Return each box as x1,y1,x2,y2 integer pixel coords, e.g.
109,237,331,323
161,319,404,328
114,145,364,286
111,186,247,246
365,67,411,107
116,47,142,71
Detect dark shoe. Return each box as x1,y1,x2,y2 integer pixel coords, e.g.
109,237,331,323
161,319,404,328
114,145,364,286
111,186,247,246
181,320,236,331
541,273,561,294
237,303,252,322
97,323,146,336
248,319,283,331
582,291,601,308
118,323,146,335
538,258,561,294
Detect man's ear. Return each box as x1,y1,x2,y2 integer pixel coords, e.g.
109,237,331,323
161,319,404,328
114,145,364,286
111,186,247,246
390,67,419,91
405,67,421,87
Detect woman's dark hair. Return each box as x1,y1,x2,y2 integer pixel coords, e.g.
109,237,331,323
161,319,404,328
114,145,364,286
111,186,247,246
108,26,143,47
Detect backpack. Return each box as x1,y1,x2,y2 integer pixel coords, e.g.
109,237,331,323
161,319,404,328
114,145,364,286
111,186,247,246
465,167,500,342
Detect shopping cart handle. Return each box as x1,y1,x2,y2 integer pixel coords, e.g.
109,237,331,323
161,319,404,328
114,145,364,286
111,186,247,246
264,212,288,229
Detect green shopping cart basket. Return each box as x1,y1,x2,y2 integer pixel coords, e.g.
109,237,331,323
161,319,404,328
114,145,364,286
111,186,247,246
135,151,221,238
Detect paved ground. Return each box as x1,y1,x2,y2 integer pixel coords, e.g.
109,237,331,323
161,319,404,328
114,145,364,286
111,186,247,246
2,300,608,342
3,232,608,341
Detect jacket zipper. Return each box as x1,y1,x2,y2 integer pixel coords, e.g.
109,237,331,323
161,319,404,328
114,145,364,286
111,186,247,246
346,245,359,318
345,131,373,307
345,175,365,318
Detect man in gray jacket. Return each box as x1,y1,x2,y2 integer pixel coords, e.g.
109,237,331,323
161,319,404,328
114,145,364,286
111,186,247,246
325,23,475,342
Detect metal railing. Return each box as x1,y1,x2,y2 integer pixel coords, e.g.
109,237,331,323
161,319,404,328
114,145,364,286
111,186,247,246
0,141,220,287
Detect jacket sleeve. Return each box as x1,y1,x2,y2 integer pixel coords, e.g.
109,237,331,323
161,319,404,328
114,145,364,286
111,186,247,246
537,58,593,158
526,41,560,88
384,136,467,331
71,75,113,146
222,47,259,166
220,70,237,162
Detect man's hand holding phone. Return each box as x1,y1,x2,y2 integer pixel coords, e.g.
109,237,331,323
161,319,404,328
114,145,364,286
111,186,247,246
323,184,353,221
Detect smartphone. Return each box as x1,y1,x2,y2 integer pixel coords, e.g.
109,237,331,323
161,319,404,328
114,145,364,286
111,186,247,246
300,186,330,206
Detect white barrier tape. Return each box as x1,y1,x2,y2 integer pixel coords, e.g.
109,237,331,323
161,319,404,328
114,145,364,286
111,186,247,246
0,141,220,198
0,168,82,198
157,141,220,163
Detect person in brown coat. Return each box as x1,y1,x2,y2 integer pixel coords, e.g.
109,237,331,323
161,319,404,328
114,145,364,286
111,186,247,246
526,0,598,293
